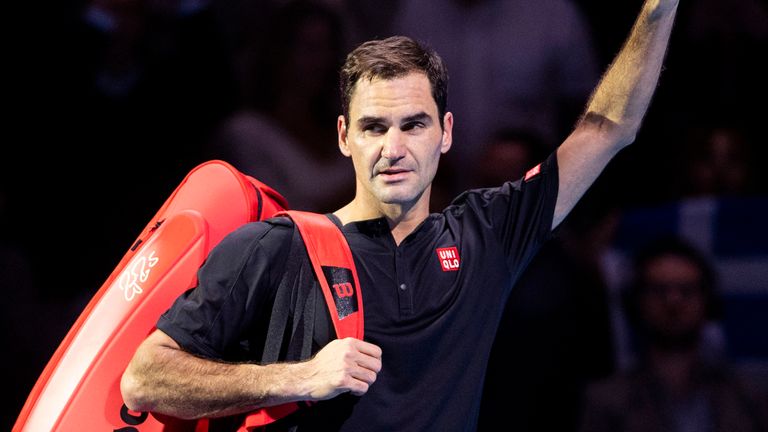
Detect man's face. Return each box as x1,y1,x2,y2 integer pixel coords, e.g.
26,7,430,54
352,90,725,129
639,254,707,347
338,73,453,209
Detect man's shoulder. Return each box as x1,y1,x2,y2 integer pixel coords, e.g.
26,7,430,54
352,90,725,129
217,216,296,258
440,181,522,217
442,152,558,213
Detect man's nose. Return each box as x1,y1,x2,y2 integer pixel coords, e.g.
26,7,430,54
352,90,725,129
381,129,406,160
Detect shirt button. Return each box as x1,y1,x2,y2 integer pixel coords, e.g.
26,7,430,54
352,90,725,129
399,283,407,291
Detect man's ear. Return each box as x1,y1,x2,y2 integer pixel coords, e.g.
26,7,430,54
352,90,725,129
440,112,454,154
338,115,351,157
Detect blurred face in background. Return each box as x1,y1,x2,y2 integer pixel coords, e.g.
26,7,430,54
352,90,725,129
639,253,708,349
687,127,752,196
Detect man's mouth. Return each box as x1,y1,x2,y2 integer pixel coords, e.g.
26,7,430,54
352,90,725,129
380,168,407,174
377,167,411,181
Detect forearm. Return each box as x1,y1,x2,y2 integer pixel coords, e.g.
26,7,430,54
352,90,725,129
121,331,382,419
585,0,678,145
552,0,678,227
554,116,622,228
121,332,311,419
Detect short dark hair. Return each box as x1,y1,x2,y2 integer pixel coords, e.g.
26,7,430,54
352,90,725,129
340,36,449,127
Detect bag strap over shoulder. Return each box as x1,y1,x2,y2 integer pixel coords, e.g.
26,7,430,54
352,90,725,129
237,210,364,431
280,211,364,341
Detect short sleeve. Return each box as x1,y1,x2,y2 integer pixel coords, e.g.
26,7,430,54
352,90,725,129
156,221,291,359
449,151,559,275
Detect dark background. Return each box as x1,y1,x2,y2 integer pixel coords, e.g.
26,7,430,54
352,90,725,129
4,0,767,429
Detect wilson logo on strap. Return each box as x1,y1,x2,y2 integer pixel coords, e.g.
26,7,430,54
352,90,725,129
322,266,359,319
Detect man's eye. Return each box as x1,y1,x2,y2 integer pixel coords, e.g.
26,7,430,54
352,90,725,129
364,124,386,133
402,122,425,132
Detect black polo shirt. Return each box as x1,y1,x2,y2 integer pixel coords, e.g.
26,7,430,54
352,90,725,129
158,153,559,431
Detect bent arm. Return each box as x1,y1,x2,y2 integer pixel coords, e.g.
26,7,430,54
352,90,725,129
121,329,382,419
553,0,679,228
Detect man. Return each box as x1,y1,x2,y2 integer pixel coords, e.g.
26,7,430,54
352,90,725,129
121,0,680,430
580,237,768,431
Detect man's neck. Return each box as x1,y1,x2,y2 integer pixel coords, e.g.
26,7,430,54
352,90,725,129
333,194,431,245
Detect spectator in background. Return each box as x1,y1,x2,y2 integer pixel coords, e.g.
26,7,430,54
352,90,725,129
605,121,768,370
209,1,354,212
392,0,600,190
683,125,760,198
580,237,768,432
595,4,768,360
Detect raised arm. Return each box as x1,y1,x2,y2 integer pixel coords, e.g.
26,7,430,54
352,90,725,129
120,329,382,419
552,0,679,228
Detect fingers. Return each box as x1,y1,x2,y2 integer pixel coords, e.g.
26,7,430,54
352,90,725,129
306,338,382,399
349,338,383,359
334,338,382,374
339,338,381,368
334,338,381,396
353,353,382,375
346,368,378,396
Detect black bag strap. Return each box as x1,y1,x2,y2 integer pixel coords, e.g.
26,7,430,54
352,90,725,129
260,225,307,364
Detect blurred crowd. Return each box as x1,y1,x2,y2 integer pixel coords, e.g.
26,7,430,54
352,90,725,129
4,0,767,429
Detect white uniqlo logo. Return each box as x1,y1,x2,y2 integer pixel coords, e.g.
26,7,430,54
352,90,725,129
436,246,460,272
118,250,159,301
